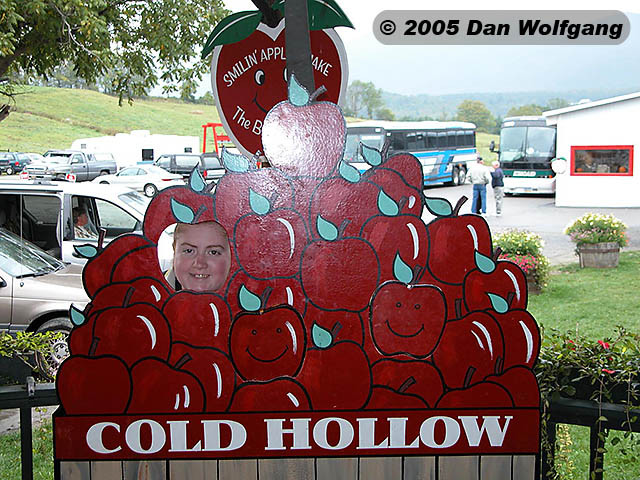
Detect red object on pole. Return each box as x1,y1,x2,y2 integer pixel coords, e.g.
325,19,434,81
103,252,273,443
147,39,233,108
202,122,231,155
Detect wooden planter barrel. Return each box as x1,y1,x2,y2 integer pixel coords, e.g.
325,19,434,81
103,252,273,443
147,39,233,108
577,242,620,268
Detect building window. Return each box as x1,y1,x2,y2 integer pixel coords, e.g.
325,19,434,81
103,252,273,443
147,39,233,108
571,146,633,176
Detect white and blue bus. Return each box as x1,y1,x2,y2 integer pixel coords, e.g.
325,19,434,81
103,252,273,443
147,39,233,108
344,120,477,187
490,116,557,194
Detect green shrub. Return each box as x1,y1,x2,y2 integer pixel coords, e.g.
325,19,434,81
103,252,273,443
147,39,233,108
564,212,628,249
494,229,549,287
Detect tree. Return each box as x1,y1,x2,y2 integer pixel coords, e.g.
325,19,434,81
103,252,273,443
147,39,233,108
545,98,570,110
455,100,495,133
343,80,384,118
374,107,395,121
0,0,229,108
507,104,544,117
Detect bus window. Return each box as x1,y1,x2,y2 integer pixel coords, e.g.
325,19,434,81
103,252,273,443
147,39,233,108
464,130,476,147
447,131,458,148
390,132,406,151
407,132,426,150
427,132,438,149
437,132,447,148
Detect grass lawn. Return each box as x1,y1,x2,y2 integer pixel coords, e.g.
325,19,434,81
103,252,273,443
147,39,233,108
0,257,638,480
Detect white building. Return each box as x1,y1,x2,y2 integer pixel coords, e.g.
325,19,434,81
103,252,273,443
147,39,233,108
71,130,200,169
544,92,640,207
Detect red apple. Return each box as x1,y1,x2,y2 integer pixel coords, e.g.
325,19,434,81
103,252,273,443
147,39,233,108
436,381,513,409
486,366,540,408
229,305,306,381
127,357,205,413
302,305,364,346
365,385,428,410
492,309,540,370
169,342,237,412
225,272,306,317
433,311,504,389
163,291,232,351
56,354,131,415
364,166,424,216
371,358,444,408
229,377,311,412
378,153,425,192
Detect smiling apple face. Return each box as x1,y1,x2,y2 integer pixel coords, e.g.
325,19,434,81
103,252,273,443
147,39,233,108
369,281,446,358
211,20,347,158
229,306,306,381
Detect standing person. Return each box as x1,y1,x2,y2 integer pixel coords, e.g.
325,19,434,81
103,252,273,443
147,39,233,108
491,160,505,216
469,157,491,215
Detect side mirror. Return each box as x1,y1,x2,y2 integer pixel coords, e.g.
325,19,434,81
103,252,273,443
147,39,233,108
489,140,495,152
0,276,7,288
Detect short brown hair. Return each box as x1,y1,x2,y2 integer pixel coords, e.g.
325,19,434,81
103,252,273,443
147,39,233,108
172,221,229,250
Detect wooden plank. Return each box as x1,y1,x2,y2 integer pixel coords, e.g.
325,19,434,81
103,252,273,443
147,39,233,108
359,457,402,480
403,456,436,480
512,455,536,480
169,459,218,480
123,460,167,480
218,459,257,480
439,455,479,480
91,461,124,480
259,458,315,479
316,457,358,480
59,461,91,480
480,456,511,480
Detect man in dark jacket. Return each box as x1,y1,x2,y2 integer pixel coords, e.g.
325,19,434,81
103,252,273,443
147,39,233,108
491,160,505,216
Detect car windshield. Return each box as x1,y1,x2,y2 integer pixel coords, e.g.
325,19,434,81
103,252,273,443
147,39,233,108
118,191,150,216
44,155,72,164
0,228,65,277
94,153,114,161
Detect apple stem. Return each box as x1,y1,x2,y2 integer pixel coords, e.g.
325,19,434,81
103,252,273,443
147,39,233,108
411,265,422,284
398,197,408,211
309,85,327,102
399,376,416,393
89,337,99,357
452,196,468,216
495,356,504,375
463,366,476,389
492,247,503,261
192,205,207,223
455,298,463,319
337,219,350,238
506,292,515,307
174,353,192,369
122,287,135,308
260,286,273,310
381,138,391,160
330,321,343,337
205,181,216,194
98,228,107,250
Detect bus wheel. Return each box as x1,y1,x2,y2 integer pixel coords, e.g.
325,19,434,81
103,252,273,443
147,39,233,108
456,167,466,185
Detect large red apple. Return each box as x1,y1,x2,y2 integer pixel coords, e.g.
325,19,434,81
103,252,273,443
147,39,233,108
210,18,347,158
229,305,306,381
225,272,306,317
364,166,424,217
371,358,444,408
436,381,513,409
486,366,540,408
229,378,311,412
492,309,540,370
302,305,364,346
365,385,428,410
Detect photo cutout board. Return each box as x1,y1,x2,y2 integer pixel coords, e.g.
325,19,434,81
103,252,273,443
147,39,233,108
53,74,541,468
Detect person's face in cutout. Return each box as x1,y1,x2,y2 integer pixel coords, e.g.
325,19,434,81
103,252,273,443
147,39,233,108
173,222,231,292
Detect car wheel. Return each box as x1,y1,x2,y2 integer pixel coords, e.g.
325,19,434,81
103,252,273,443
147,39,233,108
35,318,72,380
99,180,109,184
99,170,109,176
457,167,467,185
6,166,13,175
446,168,459,186
144,183,158,197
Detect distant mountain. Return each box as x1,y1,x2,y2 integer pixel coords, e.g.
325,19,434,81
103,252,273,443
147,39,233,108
382,87,639,120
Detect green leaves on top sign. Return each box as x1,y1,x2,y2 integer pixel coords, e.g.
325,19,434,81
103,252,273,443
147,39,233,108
273,0,354,30
201,11,262,58
170,198,195,224
361,143,382,167
425,197,453,217
189,167,207,193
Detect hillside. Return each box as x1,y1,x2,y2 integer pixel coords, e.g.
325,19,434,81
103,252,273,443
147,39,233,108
0,86,222,153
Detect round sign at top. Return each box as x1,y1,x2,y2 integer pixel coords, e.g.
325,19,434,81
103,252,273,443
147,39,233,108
211,19,348,159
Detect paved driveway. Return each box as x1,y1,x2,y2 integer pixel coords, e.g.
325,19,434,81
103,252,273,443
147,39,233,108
421,184,640,265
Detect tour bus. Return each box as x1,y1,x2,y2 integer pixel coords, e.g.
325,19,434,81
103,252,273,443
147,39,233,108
344,120,477,187
490,116,557,194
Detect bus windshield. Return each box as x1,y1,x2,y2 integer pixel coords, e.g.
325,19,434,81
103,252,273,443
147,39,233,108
344,132,385,162
500,126,556,164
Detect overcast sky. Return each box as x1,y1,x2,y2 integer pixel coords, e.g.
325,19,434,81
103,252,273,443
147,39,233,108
217,0,640,96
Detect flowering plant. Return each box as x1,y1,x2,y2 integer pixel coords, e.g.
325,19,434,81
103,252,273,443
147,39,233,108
493,229,549,288
564,213,628,248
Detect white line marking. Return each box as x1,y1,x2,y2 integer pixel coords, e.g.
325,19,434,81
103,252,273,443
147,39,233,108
174,394,180,410
209,303,220,337
137,315,156,349
183,385,190,408
467,224,479,250
408,196,416,209
287,392,300,408
519,320,534,363
285,321,297,354
286,287,294,306
472,320,494,358
471,330,485,351
213,363,222,399
277,217,295,259
150,285,161,302
505,269,521,301
406,222,419,259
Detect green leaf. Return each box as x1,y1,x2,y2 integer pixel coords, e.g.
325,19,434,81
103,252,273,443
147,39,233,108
189,168,207,192
249,189,271,215
69,304,86,327
317,215,338,241
378,189,399,217
274,0,354,30
311,323,333,349
201,11,262,58
170,198,195,224
222,148,250,173
73,244,98,259
339,161,361,183
239,285,262,312
475,250,496,273
488,293,509,314
425,197,453,217
393,253,413,284
289,73,310,106
361,143,382,166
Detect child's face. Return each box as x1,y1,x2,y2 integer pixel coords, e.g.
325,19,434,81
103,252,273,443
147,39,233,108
173,222,231,292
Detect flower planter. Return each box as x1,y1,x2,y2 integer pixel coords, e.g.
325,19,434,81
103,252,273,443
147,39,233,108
525,272,542,295
577,242,620,268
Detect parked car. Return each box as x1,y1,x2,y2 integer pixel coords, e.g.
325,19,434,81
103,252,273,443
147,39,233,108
24,150,117,181
92,164,184,197
154,152,225,182
0,152,33,175
0,227,88,377
0,180,173,271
